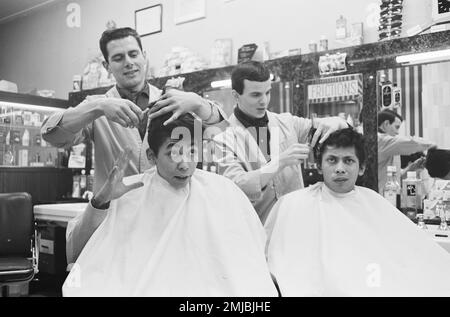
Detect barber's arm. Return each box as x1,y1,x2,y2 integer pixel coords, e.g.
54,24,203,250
148,89,226,125
214,135,309,202
380,134,435,157
66,148,144,263
41,96,143,147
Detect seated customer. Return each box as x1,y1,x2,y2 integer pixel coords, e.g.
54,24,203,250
63,113,277,297
265,128,450,296
425,148,450,180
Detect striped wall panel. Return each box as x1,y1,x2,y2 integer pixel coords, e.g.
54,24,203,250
386,65,423,137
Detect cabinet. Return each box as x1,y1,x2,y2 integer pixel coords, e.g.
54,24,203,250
0,91,73,204
0,91,68,168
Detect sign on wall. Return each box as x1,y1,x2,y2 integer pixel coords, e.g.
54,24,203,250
307,74,363,104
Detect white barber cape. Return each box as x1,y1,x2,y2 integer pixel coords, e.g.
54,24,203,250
63,168,277,297
265,182,450,297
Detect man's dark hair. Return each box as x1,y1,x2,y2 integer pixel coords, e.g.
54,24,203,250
147,113,203,155
99,27,143,62
314,128,366,167
377,109,403,128
231,61,271,94
426,148,450,178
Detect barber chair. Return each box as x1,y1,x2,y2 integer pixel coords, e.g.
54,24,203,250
0,193,39,296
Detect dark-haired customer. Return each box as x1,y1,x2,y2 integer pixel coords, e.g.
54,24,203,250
265,128,450,296
63,112,277,297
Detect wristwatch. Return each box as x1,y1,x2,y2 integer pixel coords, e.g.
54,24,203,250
90,196,110,210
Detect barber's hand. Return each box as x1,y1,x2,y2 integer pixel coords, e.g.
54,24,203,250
310,116,348,147
406,157,426,172
100,98,142,128
148,90,211,125
277,143,310,170
94,148,144,206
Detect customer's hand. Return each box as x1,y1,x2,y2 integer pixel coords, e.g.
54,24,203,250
148,89,211,125
100,98,142,128
94,148,144,205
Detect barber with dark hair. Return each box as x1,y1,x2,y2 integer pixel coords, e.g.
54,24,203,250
214,61,349,223
377,109,435,193
41,27,226,194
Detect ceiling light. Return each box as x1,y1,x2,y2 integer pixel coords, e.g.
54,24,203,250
210,79,231,89
396,49,450,65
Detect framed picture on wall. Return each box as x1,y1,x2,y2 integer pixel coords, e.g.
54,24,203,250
432,0,450,23
174,0,206,25
135,4,162,37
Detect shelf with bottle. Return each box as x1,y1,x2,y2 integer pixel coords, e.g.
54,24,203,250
0,92,68,168
71,168,95,200
0,143,68,168
0,123,42,129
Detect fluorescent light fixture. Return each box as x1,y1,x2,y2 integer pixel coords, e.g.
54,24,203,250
211,73,275,88
0,101,62,113
210,79,231,89
396,49,450,65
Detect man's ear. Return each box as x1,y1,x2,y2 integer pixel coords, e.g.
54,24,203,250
317,163,323,175
102,60,111,73
380,120,389,132
146,148,156,163
358,164,366,176
231,90,240,103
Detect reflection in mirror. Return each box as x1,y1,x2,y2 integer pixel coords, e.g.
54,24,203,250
203,81,294,118
377,62,449,218
305,74,364,160
303,74,364,187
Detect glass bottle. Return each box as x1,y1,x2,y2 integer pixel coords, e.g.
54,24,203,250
390,166,402,209
336,15,348,40
417,213,428,230
384,168,400,207
437,199,449,231
402,171,423,220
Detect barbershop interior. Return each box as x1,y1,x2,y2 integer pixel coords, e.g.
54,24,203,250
2,0,450,297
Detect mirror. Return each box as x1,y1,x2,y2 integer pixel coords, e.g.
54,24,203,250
303,74,364,186
203,80,295,118
377,60,450,209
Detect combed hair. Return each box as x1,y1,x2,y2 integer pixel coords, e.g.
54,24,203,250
377,109,403,128
231,61,271,94
314,128,366,167
426,148,450,178
99,27,143,62
147,113,203,155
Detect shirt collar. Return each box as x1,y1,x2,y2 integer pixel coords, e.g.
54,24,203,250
116,82,149,102
234,105,269,128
